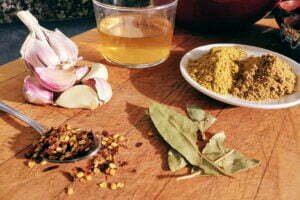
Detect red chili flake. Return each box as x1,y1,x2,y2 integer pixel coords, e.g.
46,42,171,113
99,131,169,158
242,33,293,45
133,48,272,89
135,142,143,148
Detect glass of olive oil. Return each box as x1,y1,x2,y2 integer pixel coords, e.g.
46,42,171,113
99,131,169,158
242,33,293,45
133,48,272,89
92,0,178,68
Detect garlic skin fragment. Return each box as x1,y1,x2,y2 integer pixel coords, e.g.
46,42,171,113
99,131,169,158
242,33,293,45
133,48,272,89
84,78,112,103
23,76,53,105
34,67,77,92
75,66,89,81
82,63,108,81
55,85,99,109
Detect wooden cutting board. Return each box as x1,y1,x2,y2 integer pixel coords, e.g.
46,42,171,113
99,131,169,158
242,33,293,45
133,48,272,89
0,19,299,200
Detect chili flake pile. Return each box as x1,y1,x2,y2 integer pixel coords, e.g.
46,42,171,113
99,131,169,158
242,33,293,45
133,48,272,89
25,125,128,195
26,124,96,162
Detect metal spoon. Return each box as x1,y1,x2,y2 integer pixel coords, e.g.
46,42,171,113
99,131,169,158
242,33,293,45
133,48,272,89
0,101,101,163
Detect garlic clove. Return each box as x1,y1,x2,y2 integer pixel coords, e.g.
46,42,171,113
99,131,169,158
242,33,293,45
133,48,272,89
82,63,108,81
46,29,79,67
55,85,99,109
75,66,89,81
84,78,112,103
34,67,77,92
21,35,60,69
23,75,53,105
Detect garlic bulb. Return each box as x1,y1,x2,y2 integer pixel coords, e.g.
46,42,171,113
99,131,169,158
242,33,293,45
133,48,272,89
17,11,114,110
17,11,79,69
23,76,53,105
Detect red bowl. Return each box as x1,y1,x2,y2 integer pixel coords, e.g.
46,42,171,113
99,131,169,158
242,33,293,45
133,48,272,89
176,0,280,30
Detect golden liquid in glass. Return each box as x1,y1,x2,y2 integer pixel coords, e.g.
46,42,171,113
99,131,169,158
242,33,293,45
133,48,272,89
98,14,173,66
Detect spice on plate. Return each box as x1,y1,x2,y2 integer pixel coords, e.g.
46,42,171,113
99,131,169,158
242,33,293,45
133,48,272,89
187,46,246,94
231,54,297,101
187,46,297,101
26,124,97,162
148,103,260,179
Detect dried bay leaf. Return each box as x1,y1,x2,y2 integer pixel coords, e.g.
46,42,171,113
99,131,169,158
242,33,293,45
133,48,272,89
202,132,260,175
168,149,187,172
149,103,201,166
169,105,217,172
187,105,216,133
149,103,231,176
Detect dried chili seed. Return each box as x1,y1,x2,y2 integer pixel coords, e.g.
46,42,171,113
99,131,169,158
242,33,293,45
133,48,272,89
27,160,36,168
116,182,124,188
98,182,108,188
108,163,117,169
40,160,47,165
85,175,92,181
110,183,117,190
66,186,74,195
76,171,85,178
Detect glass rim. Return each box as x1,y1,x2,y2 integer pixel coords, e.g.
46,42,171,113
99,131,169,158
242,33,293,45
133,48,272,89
92,0,178,11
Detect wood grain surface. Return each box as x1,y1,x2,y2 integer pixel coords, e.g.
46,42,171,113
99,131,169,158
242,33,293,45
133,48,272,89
0,19,299,200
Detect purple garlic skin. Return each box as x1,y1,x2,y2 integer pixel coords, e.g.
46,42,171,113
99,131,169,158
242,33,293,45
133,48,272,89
23,76,53,105
34,67,77,92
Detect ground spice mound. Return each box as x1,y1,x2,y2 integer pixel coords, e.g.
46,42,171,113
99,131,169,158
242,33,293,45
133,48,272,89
187,46,297,101
187,46,246,94
231,54,296,101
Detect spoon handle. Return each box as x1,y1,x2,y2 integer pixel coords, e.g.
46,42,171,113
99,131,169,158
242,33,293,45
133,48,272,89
0,101,47,135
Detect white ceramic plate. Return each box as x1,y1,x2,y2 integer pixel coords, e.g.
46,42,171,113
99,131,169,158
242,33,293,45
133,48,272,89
180,43,300,109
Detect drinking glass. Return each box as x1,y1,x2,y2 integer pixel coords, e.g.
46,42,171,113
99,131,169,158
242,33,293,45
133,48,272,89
92,0,178,68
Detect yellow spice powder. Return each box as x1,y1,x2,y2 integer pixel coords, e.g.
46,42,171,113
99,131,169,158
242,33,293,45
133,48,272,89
187,46,246,94
231,54,296,101
187,46,297,101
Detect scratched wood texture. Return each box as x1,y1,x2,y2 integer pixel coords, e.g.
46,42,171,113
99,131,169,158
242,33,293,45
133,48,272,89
0,19,299,200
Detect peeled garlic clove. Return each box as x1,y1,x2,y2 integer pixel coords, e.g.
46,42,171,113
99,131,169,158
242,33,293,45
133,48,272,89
23,76,53,105
75,66,89,81
46,29,79,66
21,35,60,69
84,78,112,103
55,85,99,109
34,67,77,92
82,63,108,81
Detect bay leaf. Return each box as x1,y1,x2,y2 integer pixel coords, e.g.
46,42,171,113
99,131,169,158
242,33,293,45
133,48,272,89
168,149,187,172
149,103,231,176
187,105,216,132
202,132,260,175
149,103,201,166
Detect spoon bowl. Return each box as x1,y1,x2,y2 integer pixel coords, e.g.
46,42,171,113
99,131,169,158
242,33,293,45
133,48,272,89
0,101,101,163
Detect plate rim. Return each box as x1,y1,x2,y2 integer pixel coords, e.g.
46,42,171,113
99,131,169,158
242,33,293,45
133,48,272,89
179,43,300,109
